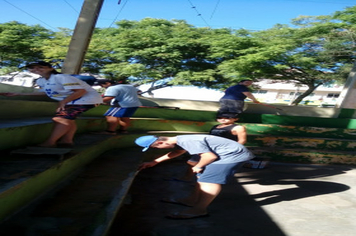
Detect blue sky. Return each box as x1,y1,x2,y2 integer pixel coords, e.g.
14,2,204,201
1,0,356,31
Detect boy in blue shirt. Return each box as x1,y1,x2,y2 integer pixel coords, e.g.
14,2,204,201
97,80,142,134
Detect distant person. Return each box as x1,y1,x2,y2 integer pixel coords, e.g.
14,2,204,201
210,112,247,144
135,134,254,219
218,80,260,114
0,61,103,148
96,79,142,134
178,112,247,182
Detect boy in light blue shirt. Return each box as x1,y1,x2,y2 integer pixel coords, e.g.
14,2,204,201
97,80,142,134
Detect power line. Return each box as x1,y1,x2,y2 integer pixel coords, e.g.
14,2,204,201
62,0,80,14
187,0,211,28
2,0,57,30
210,0,221,20
107,0,130,28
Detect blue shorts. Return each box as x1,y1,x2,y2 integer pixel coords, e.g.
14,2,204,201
197,162,246,184
104,107,139,117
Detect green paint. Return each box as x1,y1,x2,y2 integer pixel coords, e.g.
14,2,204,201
240,113,356,129
0,135,141,222
338,108,356,118
1,98,356,223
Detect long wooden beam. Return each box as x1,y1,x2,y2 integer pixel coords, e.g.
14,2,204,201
62,0,104,74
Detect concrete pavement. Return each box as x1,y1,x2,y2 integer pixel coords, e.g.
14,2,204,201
110,154,356,236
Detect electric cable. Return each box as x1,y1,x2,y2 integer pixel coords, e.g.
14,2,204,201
187,0,211,27
2,0,57,30
62,0,80,14
210,0,221,20
107,0,130,28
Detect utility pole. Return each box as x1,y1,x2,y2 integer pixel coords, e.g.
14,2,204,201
61,0,104,74
335,62,356,109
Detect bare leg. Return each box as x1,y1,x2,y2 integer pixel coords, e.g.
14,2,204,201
118,117,130,131
39,117,75,147
190,182,221,214
170,182,222,217
105,116,119,132
58,120,77,144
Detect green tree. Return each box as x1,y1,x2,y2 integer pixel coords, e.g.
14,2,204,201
89,18,217,84
85,18,256,89
41,28,73,68
0,21,52,70
218,11,355,105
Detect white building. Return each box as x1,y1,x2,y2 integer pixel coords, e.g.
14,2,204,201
0,72,40,87
138,80,343,106
1,73,343,106
252,80,343,106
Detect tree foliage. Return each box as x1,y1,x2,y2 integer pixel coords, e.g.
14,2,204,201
0,21,52,71
219,9,356,105
1,6,356,105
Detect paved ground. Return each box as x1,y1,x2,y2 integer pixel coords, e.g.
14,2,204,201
2,142,355,236
109,152,356,236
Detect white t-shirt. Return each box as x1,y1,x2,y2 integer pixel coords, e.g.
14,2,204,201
36,74,103,105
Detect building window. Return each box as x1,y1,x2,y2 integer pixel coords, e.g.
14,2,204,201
327,93,340,98
253,90,268,94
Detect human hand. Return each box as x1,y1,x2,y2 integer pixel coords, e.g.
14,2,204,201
192,166,204,173
56,101,67,112
138,161,158,171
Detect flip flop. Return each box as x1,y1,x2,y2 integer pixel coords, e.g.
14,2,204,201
166,212,209,220
160,198,193,207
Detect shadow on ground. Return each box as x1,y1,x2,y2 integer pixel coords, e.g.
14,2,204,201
108,152,353,236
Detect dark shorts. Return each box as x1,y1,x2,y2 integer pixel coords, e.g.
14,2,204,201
55,105,96,120
219,99,245,114
197,162,246,184
104,107,139,118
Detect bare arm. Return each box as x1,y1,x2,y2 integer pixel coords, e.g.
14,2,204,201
138,149,187,170
192,152,218,173
102,96,114,104
232,125,247,145
242,91,259,103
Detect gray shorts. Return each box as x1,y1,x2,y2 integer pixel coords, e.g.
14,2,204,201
219,99,244,114
197,162,245,184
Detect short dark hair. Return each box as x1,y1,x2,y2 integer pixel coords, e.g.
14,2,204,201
25,61,53,68
96,79,115,85
25,61,61,74
239,79,253,83
216,112,239,119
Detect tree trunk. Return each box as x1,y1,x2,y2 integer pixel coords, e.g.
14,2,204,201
291,83,322,106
